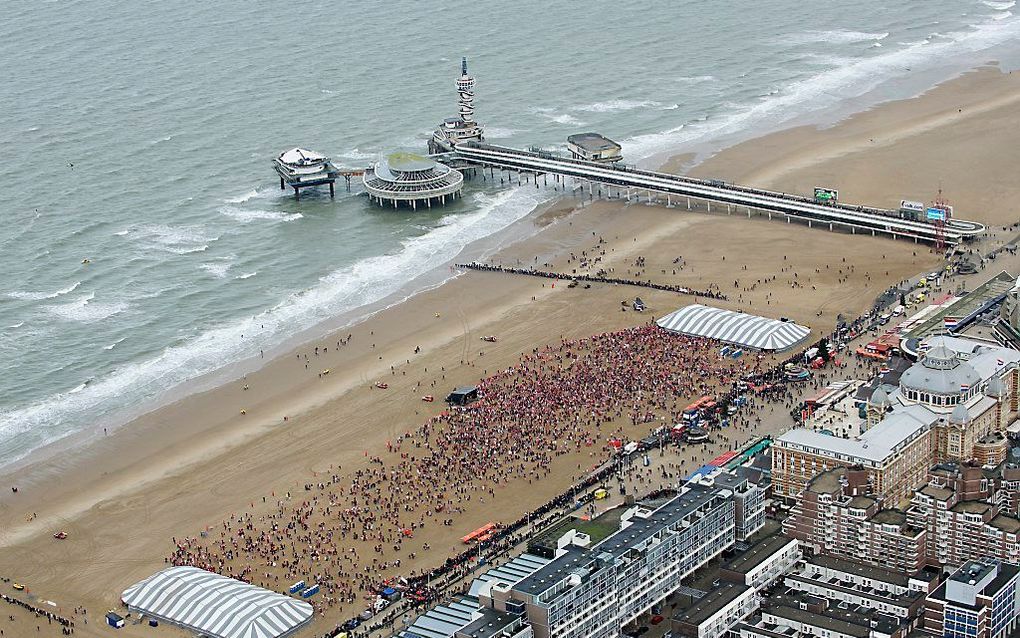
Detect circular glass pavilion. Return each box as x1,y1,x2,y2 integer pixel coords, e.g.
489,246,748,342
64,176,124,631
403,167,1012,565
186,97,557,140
363,152,464,209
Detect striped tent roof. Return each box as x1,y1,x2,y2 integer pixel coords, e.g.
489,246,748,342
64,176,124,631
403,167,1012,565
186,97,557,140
121,566,313,638
656,304,810,352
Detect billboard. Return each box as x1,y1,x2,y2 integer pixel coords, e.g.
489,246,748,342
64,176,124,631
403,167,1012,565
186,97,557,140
899,200,924,213
926,207,946,221
814,187,838,203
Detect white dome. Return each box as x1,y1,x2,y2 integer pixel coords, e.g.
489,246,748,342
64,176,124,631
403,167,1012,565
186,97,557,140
900,348,981,397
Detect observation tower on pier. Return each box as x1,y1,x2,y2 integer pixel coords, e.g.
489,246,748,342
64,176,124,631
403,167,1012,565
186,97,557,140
429,57,485,154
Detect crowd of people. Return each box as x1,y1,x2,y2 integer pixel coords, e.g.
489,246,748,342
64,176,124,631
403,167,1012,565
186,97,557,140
0,593,75,635
457,261,728,300
167,324,767,626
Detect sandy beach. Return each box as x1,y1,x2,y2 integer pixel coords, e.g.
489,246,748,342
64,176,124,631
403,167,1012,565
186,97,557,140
4,66,1020,637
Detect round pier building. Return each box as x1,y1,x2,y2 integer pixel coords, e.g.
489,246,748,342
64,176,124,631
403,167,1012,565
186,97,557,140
363,152,464,209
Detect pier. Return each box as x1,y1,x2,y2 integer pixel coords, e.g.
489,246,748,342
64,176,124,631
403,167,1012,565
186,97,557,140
436,142,985,246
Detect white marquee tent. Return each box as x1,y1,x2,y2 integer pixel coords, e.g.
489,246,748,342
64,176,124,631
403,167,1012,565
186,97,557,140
121,566,313,638
656,304,810,352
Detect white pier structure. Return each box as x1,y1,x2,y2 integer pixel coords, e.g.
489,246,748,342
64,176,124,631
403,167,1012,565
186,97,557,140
440,143,985,245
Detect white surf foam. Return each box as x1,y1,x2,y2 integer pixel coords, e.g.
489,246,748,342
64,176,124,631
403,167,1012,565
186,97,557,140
786,29,889,45
220,206,303,224
984,1,1015,10
574,99,661,113
621,13,1020,162
7,322,24,329
104,337,126,351
47,292,129,322
224,188,261,204
539,112,586,126
993,10,1013,20
674,75,716,85
234,271,257,280
8,281,81,301
125,224,219,255
339,148,376,161
0,187,551,464
200,262,231,278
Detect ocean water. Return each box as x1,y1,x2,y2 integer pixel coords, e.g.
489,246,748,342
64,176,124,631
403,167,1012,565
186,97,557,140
2,0,1020,466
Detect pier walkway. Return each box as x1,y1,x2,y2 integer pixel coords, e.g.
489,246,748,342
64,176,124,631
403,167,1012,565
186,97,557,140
440,143,985,245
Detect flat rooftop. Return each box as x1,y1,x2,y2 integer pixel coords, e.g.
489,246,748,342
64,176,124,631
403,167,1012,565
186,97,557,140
724,534,797,574
566,132,621,152
674,583,751,627
806,554,910,587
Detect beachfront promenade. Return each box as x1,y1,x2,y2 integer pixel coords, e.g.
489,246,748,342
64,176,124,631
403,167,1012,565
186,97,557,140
438,143,986,245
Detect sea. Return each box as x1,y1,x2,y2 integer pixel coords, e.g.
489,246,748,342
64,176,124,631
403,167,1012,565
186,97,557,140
2,0,1020,468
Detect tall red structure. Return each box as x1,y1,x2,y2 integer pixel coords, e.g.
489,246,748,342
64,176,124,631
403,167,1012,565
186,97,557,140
931,188,951,253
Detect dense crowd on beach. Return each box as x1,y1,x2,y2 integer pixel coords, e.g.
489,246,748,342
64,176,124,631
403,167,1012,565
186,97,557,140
167,325,767,620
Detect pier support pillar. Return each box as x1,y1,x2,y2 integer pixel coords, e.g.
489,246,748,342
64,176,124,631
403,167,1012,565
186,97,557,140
667,195,671,208
829,222,833,231
808,220,812,228
872,229,876,236
280,177,285,190
687,198,691,210
329,182,335,198
293,186,300,200
768,212,772,220
392,199,397,209
852,227,856,235
412,199,417,211
747,209,751,218
707,201,711,212
787,216,791,223
728,204,732,213
427,198,432,209
442,194,446,205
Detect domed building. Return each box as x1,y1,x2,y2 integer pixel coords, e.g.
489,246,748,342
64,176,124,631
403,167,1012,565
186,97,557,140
773,335,1020,504
362,152,464,210
898,345,983,411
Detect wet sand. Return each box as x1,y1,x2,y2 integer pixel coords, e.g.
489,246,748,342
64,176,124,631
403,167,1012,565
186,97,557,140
4,67,1020,637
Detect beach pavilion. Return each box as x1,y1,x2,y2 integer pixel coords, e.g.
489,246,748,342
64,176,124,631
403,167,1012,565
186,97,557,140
121,566,313,638
656,304,810,352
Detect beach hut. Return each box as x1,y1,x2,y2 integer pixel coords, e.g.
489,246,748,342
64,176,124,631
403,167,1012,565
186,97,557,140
106,612,125,629
446,386,478,405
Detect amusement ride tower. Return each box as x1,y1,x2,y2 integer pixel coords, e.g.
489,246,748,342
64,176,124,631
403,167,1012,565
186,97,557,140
429,57,485,153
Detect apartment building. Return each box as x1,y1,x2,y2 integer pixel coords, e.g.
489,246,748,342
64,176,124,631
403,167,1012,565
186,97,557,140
782,468,926,573
922,560,1020,638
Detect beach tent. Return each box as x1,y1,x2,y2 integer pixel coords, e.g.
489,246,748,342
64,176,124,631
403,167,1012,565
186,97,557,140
446,386,478,405
657,304,810,352
122,566,313,638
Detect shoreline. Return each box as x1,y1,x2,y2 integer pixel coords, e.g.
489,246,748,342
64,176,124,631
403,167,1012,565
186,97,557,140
6,63,1018,480
3,63,1020,637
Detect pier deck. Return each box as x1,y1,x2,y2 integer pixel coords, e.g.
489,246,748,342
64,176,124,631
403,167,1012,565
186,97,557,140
440,143,985,245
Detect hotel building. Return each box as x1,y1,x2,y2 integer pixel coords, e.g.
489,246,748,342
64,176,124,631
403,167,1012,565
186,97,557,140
773,337,1019,504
